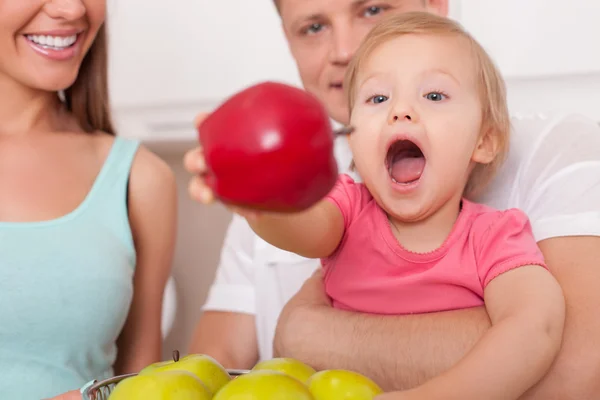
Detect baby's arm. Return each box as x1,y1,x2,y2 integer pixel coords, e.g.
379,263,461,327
246,174,362,259
247,199,344,259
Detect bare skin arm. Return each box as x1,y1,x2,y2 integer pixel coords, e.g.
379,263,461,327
518,236,600,399
113,146,178,374
246,200,344,259
189,311,259,370
273,269,492,391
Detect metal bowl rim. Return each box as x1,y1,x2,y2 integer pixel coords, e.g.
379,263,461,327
82,369,250,399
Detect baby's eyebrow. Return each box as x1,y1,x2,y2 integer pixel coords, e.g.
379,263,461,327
356,72,389,89
419,68,461,85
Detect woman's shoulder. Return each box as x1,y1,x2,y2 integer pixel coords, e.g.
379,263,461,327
121,140,176,206
91,132,174,185
89,132,177,220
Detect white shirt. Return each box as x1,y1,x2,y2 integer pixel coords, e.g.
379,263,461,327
202,113,600,362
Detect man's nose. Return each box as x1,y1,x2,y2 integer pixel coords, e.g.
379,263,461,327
44,0,86,21
328,23,356,66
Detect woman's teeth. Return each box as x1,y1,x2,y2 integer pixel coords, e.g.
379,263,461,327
26,34,77,49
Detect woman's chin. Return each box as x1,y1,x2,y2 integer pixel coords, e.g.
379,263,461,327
25,73,79,94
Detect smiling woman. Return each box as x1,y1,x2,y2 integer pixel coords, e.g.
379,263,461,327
25,33,80,59
0,1,177,399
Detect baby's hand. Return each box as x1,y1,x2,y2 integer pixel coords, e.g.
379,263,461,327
184,144,213,205
184,113,261,221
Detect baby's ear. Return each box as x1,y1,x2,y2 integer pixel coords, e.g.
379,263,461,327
472,128,499,165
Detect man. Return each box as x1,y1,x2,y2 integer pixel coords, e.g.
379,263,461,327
186,1,600,398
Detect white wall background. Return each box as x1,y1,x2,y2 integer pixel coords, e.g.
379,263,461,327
104,0,600,358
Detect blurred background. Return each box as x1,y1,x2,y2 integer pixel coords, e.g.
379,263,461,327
104,0,600,358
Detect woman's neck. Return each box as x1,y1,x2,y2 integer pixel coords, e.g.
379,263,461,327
0,73,69,136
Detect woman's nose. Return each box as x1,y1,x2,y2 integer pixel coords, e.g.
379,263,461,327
44,0,86,21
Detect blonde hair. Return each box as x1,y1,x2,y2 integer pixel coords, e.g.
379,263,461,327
344,12,510,199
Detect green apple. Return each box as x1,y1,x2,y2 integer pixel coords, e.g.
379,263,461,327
108,370,212,400
251,357,317,384
140,350,231,394
307,369,383,400
213,370,315,400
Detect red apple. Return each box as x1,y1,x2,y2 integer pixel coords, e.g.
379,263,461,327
197,81,338,213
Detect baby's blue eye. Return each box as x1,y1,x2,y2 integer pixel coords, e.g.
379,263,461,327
425,92,446,101
370,95,388,104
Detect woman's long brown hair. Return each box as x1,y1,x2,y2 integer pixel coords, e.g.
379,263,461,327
64,24,116,136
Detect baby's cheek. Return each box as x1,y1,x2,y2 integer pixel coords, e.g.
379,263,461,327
351,139,380,172
348,133,370,157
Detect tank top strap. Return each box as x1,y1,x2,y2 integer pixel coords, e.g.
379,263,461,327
94,136,141,194
83,136,141,256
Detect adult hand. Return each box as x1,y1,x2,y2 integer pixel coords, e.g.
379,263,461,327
285,268,331,309
273,268,331,357
44,389,81,400
183,112,259,220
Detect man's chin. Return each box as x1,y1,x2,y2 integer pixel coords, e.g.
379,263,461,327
304,86,350,125
326,103,350,126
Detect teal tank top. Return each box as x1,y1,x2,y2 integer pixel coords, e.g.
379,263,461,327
0,137,139,399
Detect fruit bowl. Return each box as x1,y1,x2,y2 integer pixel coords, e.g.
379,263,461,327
81,369,249,400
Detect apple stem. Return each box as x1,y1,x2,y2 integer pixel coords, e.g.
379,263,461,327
173,350,180,362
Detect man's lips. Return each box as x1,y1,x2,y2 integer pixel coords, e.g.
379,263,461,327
330,82,343,89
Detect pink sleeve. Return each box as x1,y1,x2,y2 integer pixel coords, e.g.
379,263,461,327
324,174,371,230
475,209,547,288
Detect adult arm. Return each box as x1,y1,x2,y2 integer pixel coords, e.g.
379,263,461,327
45,391,80,400
273,269,491,391
113,146,178,374
190,311,258,370
518,236,600,399
188,215,260,369
513,114,600,399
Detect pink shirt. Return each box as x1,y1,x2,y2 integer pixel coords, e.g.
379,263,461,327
323,174,546,315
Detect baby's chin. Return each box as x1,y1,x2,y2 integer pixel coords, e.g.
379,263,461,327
374,189,432,224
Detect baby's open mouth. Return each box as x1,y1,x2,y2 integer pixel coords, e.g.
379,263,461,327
386,139,426,184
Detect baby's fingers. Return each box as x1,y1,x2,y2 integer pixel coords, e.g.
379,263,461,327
188,175,215,205
183,147,207,175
